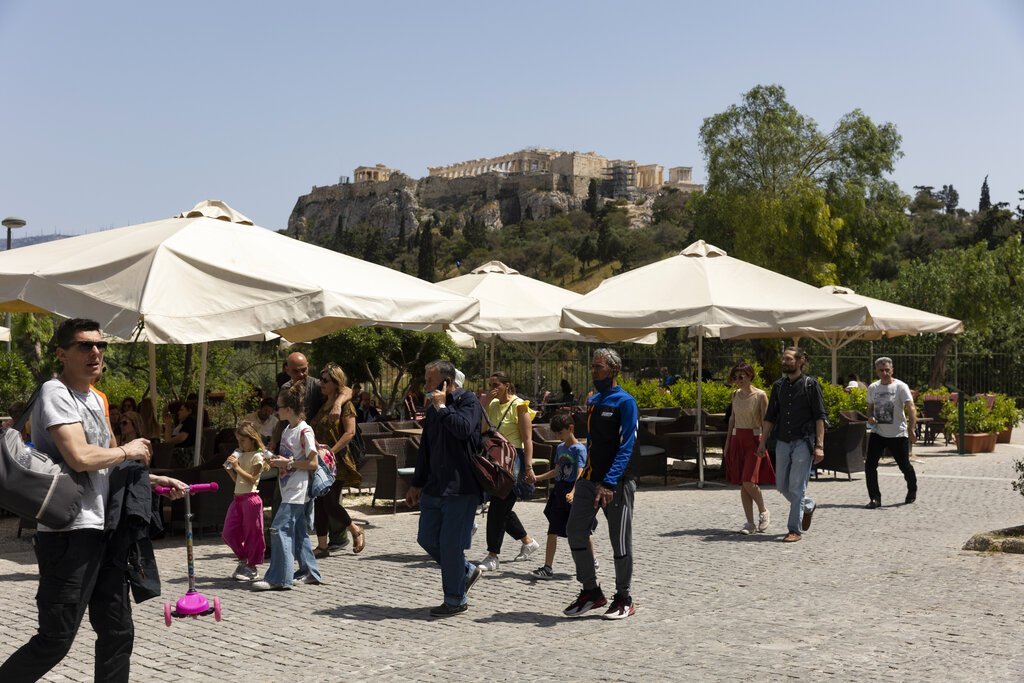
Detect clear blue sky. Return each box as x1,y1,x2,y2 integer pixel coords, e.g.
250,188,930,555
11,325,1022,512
2,0,1022,238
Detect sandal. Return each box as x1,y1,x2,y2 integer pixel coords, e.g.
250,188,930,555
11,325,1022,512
352,527,365,554
313,546,330,559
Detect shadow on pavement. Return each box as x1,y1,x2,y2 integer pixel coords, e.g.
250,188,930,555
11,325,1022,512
472,610,564,627
659,527,781,542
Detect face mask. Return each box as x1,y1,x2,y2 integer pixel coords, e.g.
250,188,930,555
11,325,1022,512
593,376,613,393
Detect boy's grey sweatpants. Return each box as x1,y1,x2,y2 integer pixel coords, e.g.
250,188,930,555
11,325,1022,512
566,476,636,596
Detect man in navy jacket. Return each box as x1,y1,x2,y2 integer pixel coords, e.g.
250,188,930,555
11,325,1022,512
563,348,639,620
407,359,483,618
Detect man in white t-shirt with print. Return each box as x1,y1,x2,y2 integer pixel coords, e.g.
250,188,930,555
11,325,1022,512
865,356,918,509
1,318,186,682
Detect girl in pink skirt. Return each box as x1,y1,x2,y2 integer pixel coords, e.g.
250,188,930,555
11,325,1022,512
222,421,270,580
723,362,775,534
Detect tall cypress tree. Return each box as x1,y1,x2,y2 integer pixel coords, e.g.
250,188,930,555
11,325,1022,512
417,224,435,281
979,175,991,212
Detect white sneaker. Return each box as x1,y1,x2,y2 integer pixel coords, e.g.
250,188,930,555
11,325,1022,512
738,522,756,535
231,560,248,580
478,554,499,572
594,556,600,571
302,573,323,585
513,539,540,562
758,510,771,532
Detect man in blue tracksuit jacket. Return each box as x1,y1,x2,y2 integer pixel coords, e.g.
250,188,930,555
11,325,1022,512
563,348,639,620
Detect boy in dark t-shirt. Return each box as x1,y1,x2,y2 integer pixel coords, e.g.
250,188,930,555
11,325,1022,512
530,413,597,579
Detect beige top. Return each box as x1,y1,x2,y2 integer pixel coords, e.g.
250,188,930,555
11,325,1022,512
731,388,767,431
232,448,268,495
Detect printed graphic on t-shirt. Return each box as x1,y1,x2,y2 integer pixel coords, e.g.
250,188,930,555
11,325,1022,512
874,392,896,424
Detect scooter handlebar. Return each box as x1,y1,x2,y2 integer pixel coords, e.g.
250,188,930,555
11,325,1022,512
154,482,219,495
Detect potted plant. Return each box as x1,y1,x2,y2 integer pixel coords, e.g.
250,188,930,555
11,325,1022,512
940,397,999,453
990,394,1023,444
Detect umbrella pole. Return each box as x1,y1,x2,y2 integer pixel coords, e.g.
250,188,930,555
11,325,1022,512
832,345,839,386
696,334,704,487
489,334,496,376
192,342,208,467
148,342,159,406
679,331,725,490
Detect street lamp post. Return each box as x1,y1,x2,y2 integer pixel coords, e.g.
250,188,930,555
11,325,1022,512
2,216,27,352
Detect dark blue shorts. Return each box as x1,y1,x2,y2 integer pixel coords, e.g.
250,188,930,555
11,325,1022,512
544,481,597,537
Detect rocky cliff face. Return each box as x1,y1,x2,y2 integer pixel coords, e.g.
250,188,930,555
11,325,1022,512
287,173,582,244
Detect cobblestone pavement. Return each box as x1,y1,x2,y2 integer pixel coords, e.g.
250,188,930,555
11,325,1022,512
1,435,1022,682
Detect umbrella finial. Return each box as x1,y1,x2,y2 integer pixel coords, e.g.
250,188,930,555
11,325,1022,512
175,200,255,225
680,240,727,257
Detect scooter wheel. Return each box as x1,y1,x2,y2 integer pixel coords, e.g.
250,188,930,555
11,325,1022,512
164,602,172,627
213,596,221,622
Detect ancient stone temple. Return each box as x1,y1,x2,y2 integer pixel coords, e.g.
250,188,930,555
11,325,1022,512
353,164,397,182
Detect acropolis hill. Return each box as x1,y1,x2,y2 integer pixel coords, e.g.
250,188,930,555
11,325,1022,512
287,148,702,243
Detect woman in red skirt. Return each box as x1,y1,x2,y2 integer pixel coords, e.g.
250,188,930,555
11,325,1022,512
723,362,774,534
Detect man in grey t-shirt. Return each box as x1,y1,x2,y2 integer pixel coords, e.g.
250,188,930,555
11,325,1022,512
864,356,918,508
0,319,186,682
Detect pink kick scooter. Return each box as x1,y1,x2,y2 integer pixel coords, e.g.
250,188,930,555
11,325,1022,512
155,482,222,626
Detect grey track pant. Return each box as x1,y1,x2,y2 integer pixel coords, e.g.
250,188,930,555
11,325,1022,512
566,476,636,596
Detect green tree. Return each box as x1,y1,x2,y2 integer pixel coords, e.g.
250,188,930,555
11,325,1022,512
938,184,959,214
858,236,1024,387
11,312,57,382
0,350,34,413
417,224,436,281
310,327,462,416
585,178,600,217
697,84,905,284
979,175,991,211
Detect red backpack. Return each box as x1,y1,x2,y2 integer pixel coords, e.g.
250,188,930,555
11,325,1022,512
469,403,518,498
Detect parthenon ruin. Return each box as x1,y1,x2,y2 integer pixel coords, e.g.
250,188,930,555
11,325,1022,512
350,148,702,196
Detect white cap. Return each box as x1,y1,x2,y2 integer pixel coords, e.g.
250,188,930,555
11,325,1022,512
846,381,859,389
454,369,465,388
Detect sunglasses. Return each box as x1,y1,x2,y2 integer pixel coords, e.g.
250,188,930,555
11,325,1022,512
64,340,108,351
120,420,131,425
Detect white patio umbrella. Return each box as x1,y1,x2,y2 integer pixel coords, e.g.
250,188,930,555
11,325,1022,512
437,260,654,396
0,200,479,463
0,325,8,342
723,285,964,385
561,240,871,486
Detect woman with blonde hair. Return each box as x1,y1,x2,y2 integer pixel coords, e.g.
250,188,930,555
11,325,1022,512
137,397,161,439
117,411,145,445
311,362,365,556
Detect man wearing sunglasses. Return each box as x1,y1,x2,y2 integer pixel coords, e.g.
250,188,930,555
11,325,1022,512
1,318,186,682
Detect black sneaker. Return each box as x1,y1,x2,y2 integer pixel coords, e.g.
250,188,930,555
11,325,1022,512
429,602,468,618
563,587,607,618
603,593,635,620
465,565,482,594
905,490,916,504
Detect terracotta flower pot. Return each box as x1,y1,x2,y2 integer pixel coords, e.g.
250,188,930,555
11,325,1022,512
997,427,1012,444
984,433,997,452
954,433,990,454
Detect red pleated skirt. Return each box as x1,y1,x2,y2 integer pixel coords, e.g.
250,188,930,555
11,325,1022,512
725,428,776,485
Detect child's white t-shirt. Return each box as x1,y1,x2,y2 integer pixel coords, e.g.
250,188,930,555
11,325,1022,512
278,422,315,505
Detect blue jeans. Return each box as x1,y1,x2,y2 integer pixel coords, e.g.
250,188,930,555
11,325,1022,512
775,438,815,534
264,502,321,586
417,492,477,606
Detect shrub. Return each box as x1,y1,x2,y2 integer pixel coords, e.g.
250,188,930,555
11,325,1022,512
0,351,34,415
819,380,868,428
939,396,1002,434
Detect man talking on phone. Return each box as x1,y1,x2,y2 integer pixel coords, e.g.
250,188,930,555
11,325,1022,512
406,359,483,618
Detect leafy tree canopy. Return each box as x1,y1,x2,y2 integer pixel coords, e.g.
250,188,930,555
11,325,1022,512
694,84,906,285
